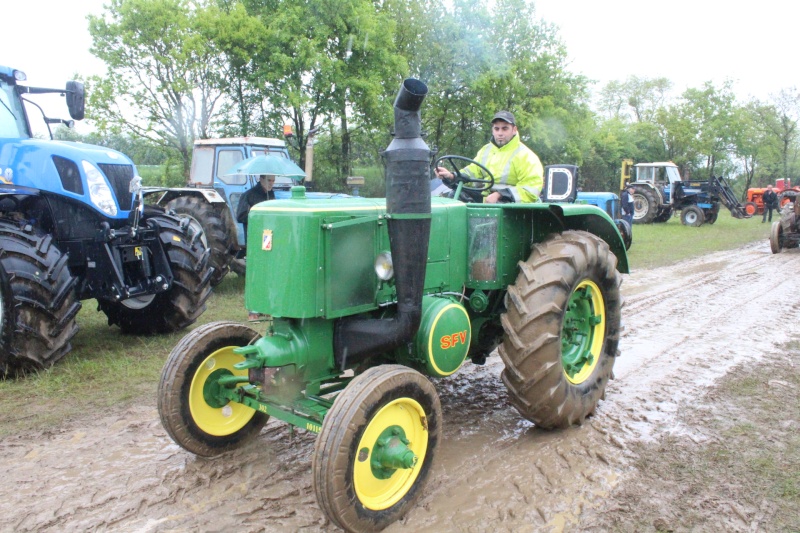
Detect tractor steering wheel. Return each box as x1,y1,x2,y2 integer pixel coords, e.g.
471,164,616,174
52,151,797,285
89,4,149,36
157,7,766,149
435,155,495,193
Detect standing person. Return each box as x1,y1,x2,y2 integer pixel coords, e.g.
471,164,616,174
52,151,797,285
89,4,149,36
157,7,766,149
620,184,635,227
236,174,276,236
236,174,276,320
762,184,779,223
434,111,543,203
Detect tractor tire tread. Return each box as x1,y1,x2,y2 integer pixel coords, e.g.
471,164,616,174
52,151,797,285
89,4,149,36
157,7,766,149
158,321,266,457
498,231,621,429
0,220,81,375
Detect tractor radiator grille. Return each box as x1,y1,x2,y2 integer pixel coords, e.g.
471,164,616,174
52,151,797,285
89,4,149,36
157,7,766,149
98,163,134,210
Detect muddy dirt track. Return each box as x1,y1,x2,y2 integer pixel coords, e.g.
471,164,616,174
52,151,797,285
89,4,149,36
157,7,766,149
2,240,799,532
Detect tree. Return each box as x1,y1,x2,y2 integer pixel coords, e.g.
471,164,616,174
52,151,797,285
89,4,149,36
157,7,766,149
760,88,800,182
656,81,737,178
598,76,672,123
87,0,228,177
731,101,774,197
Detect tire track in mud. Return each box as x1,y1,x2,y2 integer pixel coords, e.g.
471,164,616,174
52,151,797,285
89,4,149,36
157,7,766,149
1,242,798,532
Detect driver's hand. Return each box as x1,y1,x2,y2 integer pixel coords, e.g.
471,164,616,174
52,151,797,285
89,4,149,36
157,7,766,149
435,167,454,180
485,192,502,203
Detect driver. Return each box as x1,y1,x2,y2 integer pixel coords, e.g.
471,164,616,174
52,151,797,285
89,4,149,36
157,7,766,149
435,111,544,203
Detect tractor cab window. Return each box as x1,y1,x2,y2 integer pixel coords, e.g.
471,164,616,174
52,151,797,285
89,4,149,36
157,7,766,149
189,146,214,186
0,81,28,139
216,148,246,185
636,166,656,183
664,166,681,184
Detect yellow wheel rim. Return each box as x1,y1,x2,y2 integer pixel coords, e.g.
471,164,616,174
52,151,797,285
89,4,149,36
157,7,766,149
563,279,606,384
189,346,256,436
354,398,428,511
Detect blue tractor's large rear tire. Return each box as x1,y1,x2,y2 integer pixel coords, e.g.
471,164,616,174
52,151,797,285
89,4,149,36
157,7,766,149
98,214,213,334
499,231,622,428
0,220,81,376
165,195,236,287
631,185,658,224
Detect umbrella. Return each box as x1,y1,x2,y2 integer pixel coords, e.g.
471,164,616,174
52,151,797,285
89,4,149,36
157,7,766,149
224,155,306,178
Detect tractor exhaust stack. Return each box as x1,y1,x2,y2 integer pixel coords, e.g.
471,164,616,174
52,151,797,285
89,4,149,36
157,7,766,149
333,79,431,367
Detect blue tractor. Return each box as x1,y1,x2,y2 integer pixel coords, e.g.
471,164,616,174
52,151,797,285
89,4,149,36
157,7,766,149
143,134,350,281
0,65,214,375
623,160,749,226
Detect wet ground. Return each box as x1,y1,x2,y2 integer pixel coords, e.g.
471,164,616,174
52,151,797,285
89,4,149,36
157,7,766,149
2,240,798,532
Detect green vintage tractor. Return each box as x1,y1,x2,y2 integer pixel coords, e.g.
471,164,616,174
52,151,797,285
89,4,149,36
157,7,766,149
157,79,629,532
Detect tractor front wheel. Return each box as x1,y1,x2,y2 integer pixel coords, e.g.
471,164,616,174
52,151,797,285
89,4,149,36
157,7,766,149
158,321,267,457
499,231,622,429
770,221,784,254
743,202,758,217
98,214,213,334
681,206,705,227
313,365,441,532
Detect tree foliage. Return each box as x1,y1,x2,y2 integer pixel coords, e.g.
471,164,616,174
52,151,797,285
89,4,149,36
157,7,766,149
82,0,800,196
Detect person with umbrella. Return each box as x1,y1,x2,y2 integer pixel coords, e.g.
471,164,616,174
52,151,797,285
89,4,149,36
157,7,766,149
236,174,276,237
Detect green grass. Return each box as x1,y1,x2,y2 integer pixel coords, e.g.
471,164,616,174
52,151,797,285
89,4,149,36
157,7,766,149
0,275,250,437
626,210,771,270
0,209,771,436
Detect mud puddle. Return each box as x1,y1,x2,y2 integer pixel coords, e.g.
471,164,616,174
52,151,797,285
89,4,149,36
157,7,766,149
1,241,798,532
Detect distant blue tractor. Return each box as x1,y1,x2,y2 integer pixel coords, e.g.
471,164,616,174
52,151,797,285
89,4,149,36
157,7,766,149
144,136,350,280
0,65,214,375
622,160,749,226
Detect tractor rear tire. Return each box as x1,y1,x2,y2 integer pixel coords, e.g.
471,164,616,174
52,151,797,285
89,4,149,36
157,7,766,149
158,321,267,457
743,202,758,217
313,365,441,532
0,221,81,375
98,214,213,334
681,206,705,227
499,231,622,429
631,185,658,224
166,196,236,287
770,221,783,254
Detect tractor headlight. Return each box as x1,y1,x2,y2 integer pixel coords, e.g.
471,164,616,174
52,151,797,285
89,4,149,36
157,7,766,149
82,160,117,216
374,251,394,281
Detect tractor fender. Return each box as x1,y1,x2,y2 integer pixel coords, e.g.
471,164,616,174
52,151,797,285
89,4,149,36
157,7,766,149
142,187,228,207
539,202,630,274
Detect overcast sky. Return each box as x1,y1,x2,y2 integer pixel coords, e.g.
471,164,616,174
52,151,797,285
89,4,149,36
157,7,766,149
5,0,798,108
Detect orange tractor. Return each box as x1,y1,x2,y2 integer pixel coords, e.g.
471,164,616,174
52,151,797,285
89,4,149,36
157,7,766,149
743,179,800,216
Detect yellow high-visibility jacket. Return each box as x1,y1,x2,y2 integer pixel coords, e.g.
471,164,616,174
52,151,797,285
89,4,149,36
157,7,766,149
464,134,544,203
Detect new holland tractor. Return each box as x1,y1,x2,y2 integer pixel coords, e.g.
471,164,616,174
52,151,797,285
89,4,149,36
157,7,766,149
0,65,214,375
158,79,628,532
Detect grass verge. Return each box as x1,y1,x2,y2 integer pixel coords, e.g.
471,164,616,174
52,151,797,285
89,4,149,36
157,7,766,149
626,209,771,270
